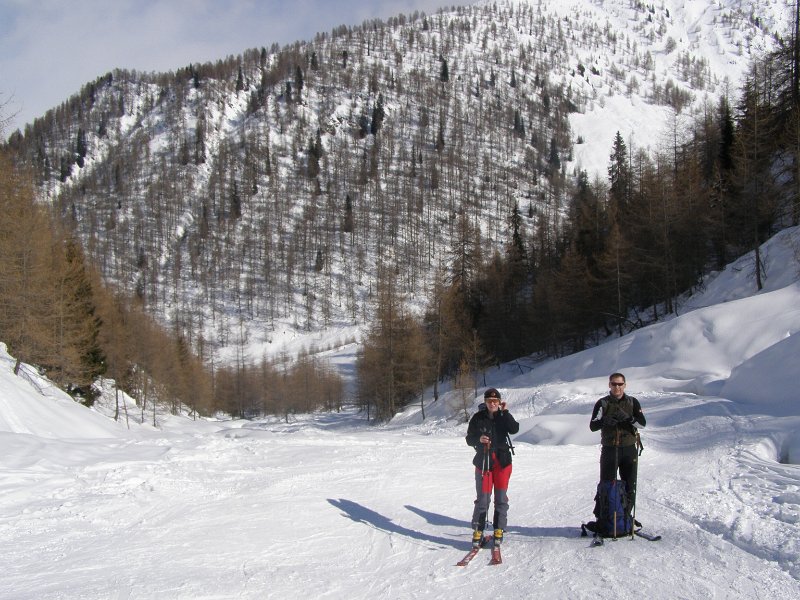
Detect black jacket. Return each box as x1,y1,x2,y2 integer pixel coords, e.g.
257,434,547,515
465,403,520,468
589,393,646,447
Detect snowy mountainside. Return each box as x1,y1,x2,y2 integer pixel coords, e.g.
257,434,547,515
544,0,789,175
7,0,788,367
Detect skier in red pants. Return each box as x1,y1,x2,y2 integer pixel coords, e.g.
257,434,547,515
465,388,519,548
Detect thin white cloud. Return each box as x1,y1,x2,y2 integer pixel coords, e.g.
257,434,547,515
0,0,475,134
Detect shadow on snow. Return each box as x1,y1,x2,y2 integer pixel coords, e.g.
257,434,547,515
407,505,579,540
327,499,579,552
327,498,463,549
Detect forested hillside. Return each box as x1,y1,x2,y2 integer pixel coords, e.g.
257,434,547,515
3,0,798,419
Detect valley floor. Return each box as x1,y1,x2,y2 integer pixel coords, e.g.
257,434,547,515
2,396,799,600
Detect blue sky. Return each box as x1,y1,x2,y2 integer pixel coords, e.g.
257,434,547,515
0,0,475,135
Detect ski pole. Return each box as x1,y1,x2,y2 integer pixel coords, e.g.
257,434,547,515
614,433,620,540
506,432,515,456
630,450,639,540
481,441,491,532
630,483,637,540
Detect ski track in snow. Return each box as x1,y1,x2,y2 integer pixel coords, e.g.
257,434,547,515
1,401,799,600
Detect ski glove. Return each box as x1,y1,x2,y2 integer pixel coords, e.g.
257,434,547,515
602,414,634,428
602,414,621,427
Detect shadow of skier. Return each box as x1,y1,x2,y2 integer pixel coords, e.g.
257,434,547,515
327,498,464,549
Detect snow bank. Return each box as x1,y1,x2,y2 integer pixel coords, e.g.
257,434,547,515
0,343,129,439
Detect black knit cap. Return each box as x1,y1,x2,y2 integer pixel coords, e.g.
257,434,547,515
483,388,501,400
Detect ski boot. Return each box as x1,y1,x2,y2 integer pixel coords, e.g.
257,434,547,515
471,529,484,548
493,528,504,546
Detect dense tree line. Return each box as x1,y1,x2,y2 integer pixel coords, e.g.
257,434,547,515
0,151,343,421
215,352,345,420
0,152,104,398
0,150,212,415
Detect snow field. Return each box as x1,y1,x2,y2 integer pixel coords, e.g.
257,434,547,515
2,401,799,599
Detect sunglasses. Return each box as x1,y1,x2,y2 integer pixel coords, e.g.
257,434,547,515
610,382,625,387
485,398,501,404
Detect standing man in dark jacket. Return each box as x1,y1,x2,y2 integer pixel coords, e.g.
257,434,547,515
465,388,519,548
589,372,646,509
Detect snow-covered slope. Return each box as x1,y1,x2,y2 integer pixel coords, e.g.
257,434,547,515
0,348,131,441
2,226,799,598
522,0,789,175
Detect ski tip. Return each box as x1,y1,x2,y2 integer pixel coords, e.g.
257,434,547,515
456,554,476,566
456,534,497,566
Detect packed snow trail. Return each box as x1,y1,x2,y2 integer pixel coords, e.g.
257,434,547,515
1,403,799,600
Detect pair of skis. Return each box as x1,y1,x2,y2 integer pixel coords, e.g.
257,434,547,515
457,529,661,567
456,535,502,566
458,526,662,565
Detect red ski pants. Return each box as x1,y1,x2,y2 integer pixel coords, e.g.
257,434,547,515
471,455,512,531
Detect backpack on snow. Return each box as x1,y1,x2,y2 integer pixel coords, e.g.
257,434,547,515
583,480,632,538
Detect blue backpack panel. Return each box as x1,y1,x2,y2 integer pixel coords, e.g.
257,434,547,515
592,480,632,538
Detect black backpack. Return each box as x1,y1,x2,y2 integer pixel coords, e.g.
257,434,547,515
584,480,632,538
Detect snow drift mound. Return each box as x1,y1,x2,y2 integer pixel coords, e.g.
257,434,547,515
0,342,129,439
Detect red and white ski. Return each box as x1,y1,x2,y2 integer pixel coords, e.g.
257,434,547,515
488,545,502,565
456,536,492,566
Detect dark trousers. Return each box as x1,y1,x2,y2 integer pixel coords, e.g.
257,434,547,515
600,444,638,509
